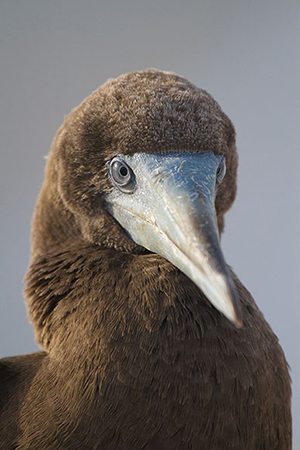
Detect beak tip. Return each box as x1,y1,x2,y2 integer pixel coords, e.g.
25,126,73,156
230,302,243,328
233,315,243,329
216,276,243,329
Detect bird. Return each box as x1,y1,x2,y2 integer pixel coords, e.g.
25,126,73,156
0,69,291,449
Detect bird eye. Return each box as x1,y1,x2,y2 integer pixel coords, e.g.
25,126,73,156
108,156,136,193
216,156,226,186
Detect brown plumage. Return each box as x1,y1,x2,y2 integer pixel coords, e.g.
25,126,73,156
0,70,291,449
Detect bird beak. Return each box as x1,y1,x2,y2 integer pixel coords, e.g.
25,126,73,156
106,151,242,328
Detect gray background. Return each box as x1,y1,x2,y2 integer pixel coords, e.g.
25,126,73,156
1,0,299,445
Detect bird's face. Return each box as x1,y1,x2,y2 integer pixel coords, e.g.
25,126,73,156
105,151,241,327
38,70,241,327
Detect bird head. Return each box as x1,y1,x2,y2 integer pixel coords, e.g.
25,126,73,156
30,69,241,328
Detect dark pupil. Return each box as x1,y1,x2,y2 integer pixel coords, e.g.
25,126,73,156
120,166,128,177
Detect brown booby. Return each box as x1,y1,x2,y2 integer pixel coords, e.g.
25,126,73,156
0,69,291,449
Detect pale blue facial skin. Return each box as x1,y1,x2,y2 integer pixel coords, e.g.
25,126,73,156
106,152,242,328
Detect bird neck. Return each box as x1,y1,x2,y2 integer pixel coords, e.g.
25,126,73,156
24,241,219,364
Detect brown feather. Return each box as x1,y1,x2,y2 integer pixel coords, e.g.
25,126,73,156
0,69,291,449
